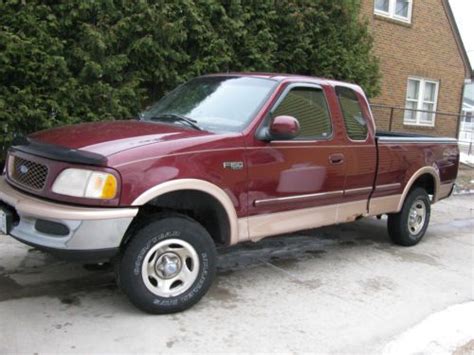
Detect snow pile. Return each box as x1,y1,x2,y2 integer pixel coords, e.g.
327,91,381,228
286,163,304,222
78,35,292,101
383,302,474,355
460,152,474,166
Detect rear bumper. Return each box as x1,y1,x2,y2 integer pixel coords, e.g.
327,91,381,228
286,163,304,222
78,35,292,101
0,176,138,262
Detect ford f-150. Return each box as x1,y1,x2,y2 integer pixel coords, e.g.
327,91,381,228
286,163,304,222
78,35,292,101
0,73,459,313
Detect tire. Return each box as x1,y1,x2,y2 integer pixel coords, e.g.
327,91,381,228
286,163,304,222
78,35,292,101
117,213,217,314
387,187,431,246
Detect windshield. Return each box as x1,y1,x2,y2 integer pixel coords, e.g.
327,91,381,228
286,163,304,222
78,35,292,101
140,76,277,132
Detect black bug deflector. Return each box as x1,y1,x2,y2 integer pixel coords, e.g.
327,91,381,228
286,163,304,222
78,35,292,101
10,136,107,166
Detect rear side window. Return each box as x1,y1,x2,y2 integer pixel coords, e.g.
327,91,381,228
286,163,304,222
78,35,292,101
273,87,332,139
336,86,368,141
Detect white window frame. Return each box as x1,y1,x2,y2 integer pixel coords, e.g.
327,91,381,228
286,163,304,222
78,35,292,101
459,110,473,142
404,77,439,127
374,0,413,24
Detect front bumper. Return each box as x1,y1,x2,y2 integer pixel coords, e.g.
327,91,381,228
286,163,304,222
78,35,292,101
0,176,138,261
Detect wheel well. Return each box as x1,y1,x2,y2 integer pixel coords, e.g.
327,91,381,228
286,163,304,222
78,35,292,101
410,173,435,197
130,190,231,246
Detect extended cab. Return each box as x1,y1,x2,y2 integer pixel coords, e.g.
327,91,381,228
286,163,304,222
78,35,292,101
0,74,459,313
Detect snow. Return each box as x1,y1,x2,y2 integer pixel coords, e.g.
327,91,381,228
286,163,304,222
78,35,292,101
460,152,474,166
383,302,474,355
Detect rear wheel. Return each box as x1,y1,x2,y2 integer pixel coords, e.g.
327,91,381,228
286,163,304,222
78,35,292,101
387,187,431,246
117,214,216,314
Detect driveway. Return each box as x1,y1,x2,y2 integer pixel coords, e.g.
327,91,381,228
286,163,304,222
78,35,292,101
0,195,473,353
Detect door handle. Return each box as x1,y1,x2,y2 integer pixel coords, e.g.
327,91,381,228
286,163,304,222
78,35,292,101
329,153,344,165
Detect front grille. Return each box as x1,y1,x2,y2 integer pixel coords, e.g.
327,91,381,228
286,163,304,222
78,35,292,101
8,155,49,191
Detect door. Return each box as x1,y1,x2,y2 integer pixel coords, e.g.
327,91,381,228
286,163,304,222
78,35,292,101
245,83,347,240
334,86,377,220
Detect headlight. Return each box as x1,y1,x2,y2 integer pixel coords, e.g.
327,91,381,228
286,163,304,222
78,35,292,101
52,168,118,200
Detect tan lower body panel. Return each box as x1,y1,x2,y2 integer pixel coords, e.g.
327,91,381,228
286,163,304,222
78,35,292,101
239,199,371,243
336,200,368,223
438,182,454,200
368,194,403,216
368,182,453,217
242,204,338,242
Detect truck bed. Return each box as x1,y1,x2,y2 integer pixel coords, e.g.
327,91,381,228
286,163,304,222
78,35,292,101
369,130,459,217
376,130,458,143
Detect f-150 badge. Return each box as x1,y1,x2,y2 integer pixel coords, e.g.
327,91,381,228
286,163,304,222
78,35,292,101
223,161,244,170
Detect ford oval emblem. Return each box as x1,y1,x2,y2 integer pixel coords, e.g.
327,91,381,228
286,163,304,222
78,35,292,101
19,165,29,174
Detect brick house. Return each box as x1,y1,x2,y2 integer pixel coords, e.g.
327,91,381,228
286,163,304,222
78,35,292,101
360,0,472,137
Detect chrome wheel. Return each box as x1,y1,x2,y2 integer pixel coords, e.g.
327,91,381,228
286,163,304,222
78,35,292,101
142,239,199,298
408,199,426,235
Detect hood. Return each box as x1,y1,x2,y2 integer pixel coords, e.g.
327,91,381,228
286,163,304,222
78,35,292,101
29,120,214,157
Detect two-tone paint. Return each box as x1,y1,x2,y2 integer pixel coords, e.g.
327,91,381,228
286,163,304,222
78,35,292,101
0,73,459,257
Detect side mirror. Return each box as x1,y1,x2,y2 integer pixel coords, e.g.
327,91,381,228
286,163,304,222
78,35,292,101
269,115,300,140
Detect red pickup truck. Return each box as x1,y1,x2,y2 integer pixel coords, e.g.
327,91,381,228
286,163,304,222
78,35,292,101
0,73,458,313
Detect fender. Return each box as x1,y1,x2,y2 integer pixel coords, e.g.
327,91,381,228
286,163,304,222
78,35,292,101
131,179,240,245
396,166,441,212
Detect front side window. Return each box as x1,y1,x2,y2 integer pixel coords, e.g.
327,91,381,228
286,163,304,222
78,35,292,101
336,86,368,141
272,87,332,139
140,76,277,133
374,0,413,23
404,77,439,126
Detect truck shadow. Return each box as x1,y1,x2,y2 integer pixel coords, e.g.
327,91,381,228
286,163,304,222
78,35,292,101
0,217,390,305
216,217,391,273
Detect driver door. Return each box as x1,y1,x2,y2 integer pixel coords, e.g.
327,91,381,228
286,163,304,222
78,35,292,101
245,83,346,240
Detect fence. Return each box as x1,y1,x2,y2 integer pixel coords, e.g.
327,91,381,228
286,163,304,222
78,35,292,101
371,104,473,158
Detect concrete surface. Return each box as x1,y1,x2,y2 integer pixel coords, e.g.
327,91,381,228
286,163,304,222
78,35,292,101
0,195,473,354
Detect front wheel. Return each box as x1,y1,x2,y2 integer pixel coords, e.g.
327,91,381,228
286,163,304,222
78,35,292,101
117,214,217,314
387,187,431,246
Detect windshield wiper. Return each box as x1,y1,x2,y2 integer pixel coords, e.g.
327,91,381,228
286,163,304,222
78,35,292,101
147,113,202,131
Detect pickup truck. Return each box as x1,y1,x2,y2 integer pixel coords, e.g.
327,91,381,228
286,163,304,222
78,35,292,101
0,73,459,314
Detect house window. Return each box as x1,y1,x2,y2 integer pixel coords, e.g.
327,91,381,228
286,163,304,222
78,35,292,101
374,0,413,23
404,78,439,126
